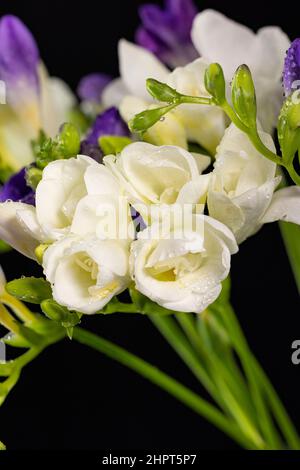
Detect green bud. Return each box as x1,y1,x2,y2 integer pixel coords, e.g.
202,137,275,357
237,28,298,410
278,97,300,164
41,299,81,327
99,135,132,155
25,166,43,190
3,333,31,349
67,107,91,134
129,105,174,133
204,63,226,104
231,65,257,128
5,277,52,304
146,78,181,103
58,122,81,156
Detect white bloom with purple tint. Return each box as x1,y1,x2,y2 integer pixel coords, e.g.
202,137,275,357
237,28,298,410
0,15,75,171
191,9,290,131
135,0,198,68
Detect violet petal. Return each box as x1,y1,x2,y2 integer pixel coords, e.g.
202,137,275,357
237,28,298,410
0,167,35,205
136,0,198,68
283,39,300,96
77,73,112,102
0,15,40,102
84,107,129,146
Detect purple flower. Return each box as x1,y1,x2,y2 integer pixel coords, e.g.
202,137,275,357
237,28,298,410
0,168,35,205
0,15,40,108
80,107,129,160
77,73,112,103
283,39,300,96
135,0,198,68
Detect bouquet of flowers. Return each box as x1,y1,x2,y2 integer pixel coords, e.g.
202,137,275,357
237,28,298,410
0,1,300,450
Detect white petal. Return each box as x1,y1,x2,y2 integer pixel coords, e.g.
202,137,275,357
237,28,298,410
208,189,246,235
0,107,34,170
177,174,211,205
36,156,95,238
84,164,121,196
191,10,289,82
191,10,256,79
119,39,169,100
262,186,300,225
0,202,40,259
255,27,290,81
39,64,76,138
233,178,279,242
204,215,238,254
102,78,128,108
43,235,78,283
192,153,211,173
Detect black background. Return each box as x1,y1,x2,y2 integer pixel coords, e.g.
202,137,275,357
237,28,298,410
0,0,299,451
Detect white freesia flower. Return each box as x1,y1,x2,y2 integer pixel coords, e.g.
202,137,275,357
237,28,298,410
166,58,226,154
0,66,75,172
104,142,211,222
43,235,130,314
191,9,290,131
208,124,300,243
107,40,225,153
0,156,133,258
130,215,238,313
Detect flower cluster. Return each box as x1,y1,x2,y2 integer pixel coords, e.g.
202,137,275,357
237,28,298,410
0,2,300,319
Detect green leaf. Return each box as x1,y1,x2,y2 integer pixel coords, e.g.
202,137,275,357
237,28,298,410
5,277,52,304
204,63,226,105
231,65,257,129
129,104,175,133
41,299,81,327
146,78,181,103
99,135,132,155
67,107,91,134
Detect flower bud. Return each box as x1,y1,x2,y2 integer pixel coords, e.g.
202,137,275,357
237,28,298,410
58,122,80,156
146,78,181,103
278,97,300,164
129,105,173,133
5,277,52,304
204,63,226,104
231,65,257,128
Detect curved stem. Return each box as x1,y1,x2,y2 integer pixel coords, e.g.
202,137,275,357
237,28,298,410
72,326,257,449
219,303,300,450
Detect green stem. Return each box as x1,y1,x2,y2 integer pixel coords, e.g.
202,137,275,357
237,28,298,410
175,313,262,440
150,314,265,449
220,304,300,450
72,326,256,449
280,221,300,293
